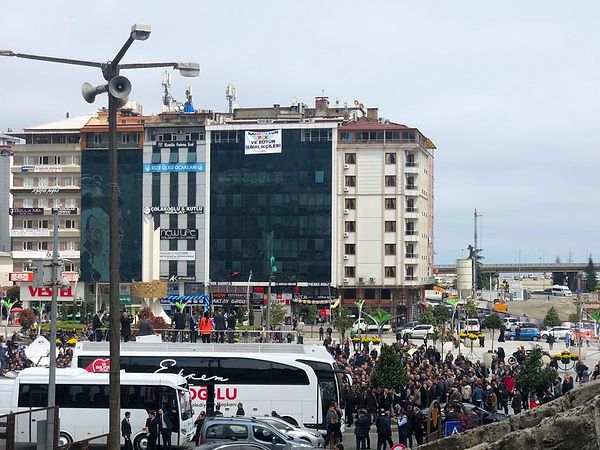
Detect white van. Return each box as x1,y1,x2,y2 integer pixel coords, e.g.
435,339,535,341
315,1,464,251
551,285,573,297
465,318,480,333
503,317,519,331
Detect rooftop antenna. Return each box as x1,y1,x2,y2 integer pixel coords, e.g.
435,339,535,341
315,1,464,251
226,84,236,114
162,71,174,111
183,85,194,112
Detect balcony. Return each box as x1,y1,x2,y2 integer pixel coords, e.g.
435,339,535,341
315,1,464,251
404,207,419,219
405,275,416,281
404,230,419,242
404,162,419,174
405,185,419,195
405,253,418,260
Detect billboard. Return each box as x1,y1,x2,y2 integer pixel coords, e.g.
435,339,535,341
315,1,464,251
142,163,205,173
244,130,282,155
9,208,44,215
160,229,198,240
144,206,204,215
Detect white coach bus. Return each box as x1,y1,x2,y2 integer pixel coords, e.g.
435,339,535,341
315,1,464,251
72,342,347,433
0,368,195,450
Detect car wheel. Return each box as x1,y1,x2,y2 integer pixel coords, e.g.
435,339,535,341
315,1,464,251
58,432,73,447
134,434,148,450
533,336,539,341
509,335,515,341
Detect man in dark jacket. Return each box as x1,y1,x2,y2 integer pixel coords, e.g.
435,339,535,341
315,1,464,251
92,310,104,342
157,408,173,449
137,319,155,337
121,411,132,450
145,410,159,450
227,310,237,343
213,309,226,343
172,309,186,342
375,409,393,450
354,409,370,450
120,312,133,342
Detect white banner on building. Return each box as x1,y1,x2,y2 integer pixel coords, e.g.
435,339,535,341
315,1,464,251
244,130,282,155
159,250,196,261
10,229,51,237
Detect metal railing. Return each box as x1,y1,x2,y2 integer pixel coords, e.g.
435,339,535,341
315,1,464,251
90,328,303,344
0,406,59,450
405,185,418,190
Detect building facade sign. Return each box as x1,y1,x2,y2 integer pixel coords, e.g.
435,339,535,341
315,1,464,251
159,250,196,261
21,165,63,173
160,229,198,240
144,206,204,215
10,229,52,237
244,130,282,155
142,163,206,173
52,207,78,215
154,141,197,150
11,250,80,259
31,188,60,195
160,275,197,282
211,292,249,305
20,282,84,302
9,208,44,215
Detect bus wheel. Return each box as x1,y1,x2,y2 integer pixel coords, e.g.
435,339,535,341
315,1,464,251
134,435,148,450
58,432,73,447
281,416,298,426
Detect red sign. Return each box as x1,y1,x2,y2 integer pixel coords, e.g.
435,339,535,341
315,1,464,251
391,445,406,450
85,358,110,373
28,286,73,298
10,272,33,282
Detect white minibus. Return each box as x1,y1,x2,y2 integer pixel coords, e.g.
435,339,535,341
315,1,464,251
551,285,573,297
0,368,195,450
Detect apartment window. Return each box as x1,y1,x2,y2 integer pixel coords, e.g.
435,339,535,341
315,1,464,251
23,242,34,250
39,177,49,187
64,262,75,272
345,153,356,164
345,198,356,209
38,220,49,229
23,220,34,229
64,177,76,186
63,155,74,165
385,266,396,277
52,177,61,186
345,266,356,278
385,176,396,187
345,221,356,232
64,241,76,251
385,198,396,209
385,244,396,255
65,199,76,208
345,176,356,187
385,221,396,232
385,131,400,142
340,132,352,142
38,241,49,251
23,199,34,208
53,156,61,164
23,177,34,187
344,244,355,255
65,220,76,229
39,156,50,165
24,156,35,165
53,199,61,208
385,153,396,164
37,198,48,208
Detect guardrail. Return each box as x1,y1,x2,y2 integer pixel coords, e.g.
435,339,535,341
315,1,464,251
89,328,303,344
0,406,58,450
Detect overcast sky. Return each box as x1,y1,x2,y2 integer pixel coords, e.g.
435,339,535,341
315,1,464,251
2,1,598,265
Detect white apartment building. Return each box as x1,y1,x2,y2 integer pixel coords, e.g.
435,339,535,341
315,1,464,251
1,131,20,253
337,111,436,319
9,115,91,305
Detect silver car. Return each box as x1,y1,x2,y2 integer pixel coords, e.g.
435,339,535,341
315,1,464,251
255,416,325,448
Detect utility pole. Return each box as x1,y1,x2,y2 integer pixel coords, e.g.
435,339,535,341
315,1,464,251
246,270,253,325
473,209,482,299
265,231,277,342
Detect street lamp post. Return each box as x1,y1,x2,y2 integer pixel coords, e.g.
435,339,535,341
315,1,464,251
1,25,198,450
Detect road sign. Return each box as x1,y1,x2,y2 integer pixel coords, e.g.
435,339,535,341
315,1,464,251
391,444,406,450
445,420,460,436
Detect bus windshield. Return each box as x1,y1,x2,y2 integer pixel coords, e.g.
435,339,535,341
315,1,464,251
178,387,193,421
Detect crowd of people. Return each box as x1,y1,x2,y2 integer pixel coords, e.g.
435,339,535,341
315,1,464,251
324,336,600,449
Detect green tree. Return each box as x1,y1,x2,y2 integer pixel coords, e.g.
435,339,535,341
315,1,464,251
515,346,557,397
270,302,285,326
370,344,409,390
467,245,486,289
568,313,580,324
543,306,562,328
465,298,478,318
418,306,437,326
333,305,354,339
306,305,318,325
585,255,598,293
483,313,502,352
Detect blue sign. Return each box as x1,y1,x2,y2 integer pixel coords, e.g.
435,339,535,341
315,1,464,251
142,163,206,173
445,420,460,437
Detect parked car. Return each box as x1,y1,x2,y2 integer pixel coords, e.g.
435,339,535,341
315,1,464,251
506,327,541,341
541,326,571,341
402,324,435,340
254,416,324,448
395,321,419,333
198,417,313,450
465,318,481,333
195,443,272,450
502,317,519,331
352,318,391,333
448,402,509,425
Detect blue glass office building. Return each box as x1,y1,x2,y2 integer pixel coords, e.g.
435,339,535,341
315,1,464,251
209,126,335,284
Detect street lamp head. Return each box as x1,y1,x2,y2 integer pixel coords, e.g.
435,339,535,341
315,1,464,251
130,24,151,41
0,49,15,56
175,62,200,77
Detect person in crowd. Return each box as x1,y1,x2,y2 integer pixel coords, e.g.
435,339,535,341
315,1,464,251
236,402,245,416
199,311,213,343
193,411,206,446
121,311,133,342
144,410,159,450
172,308,186,343
375,408,393,450
121,411,132,450
354,408,370,450
92,310,104,342
157,408,173,450
227,309,237,343
137,316,155,337
213,308,226,343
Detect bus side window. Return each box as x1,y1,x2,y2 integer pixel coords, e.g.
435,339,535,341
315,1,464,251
18,384,48,408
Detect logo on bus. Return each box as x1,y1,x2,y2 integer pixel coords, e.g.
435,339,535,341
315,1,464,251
86,358,110,373
189,386,238,401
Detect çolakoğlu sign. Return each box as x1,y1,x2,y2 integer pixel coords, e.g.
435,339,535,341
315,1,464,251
244,130,282,155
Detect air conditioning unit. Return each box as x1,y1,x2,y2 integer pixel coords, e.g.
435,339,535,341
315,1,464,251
343,255,349,261
343,232,349,238
344,209,349,215
343,277,349,283
344,164,350,170
344,187,350,192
